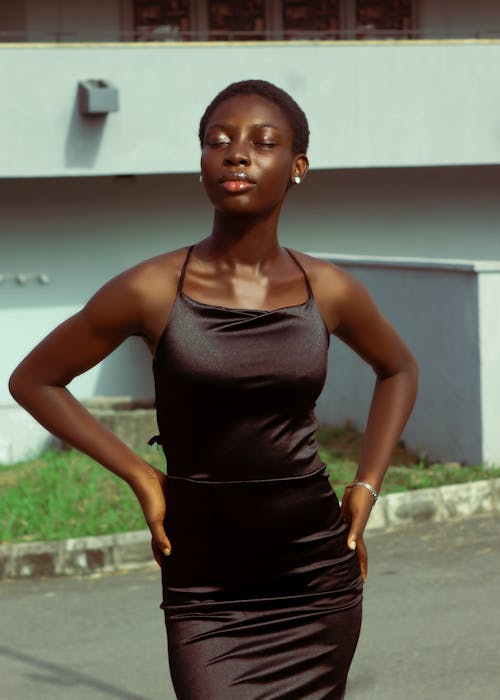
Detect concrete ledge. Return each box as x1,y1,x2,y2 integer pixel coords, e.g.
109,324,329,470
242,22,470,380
82,398,158,452
365,478,500,532
1,479,499,580
311,252,500,274
0,530,154,581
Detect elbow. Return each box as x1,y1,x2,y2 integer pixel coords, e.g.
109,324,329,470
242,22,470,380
398,350,418,385
377,352,419,388
402,354,419,404
8,366,36,407
9,368,26,404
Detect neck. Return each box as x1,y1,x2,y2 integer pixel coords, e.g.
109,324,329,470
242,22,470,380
204,208,283,266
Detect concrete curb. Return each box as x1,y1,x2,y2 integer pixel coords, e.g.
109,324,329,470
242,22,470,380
365,477,499,531
1,478,499,580
0,529,155,580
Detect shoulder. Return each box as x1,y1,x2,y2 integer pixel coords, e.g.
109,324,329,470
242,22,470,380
93,247,189,305
287,249,375,333
82,247,191,338
114,246,189,291
289,248,360,303
286,249,349,287
287,249,416,377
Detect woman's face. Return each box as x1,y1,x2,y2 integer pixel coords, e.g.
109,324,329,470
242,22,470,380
200,94,308,217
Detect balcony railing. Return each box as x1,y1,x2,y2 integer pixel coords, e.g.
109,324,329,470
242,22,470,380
1,27,500,43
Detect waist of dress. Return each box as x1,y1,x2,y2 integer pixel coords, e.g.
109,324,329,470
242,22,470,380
166,462,327,485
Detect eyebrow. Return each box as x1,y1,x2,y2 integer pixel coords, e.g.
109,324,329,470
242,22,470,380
206,122,280,131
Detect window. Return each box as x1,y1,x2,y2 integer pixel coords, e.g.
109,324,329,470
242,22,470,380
208,0,265,40
135,0,191,40
356,0,412,38
132,0,414,43
283,0,340,38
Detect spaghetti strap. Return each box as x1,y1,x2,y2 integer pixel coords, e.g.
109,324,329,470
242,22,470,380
285,248,314,298
178,245,313,300
177,245,195,294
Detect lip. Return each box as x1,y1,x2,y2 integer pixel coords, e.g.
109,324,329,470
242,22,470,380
220,181,256,193
218,172,256,194
218,172,256,184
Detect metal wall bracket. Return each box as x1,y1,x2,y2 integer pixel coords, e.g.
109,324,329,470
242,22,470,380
78,79,119,115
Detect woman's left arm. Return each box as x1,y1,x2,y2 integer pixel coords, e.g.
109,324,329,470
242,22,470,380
328,266,419,580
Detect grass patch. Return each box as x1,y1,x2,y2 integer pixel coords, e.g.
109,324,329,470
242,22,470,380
0,448,165,544
1,425,499,544
317,424,500,499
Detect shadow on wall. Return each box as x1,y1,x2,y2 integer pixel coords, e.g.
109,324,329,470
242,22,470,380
93,336,155,400
316,261,484,465
64,88,108,168
0,173,209,312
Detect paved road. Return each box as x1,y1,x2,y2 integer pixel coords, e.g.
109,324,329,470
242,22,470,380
1,513,498,700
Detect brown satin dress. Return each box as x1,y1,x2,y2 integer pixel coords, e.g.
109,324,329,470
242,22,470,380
152,246,363,699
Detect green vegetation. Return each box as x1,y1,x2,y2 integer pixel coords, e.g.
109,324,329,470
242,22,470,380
317,424,500,498
0,449,164,544
1,426,499,544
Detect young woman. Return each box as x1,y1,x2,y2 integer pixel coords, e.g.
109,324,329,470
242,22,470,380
10,80,418,699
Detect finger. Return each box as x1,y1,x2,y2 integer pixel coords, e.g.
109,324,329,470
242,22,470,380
357,538,368,582
347,527,368,579
151,537,171,566
149,521,172,559
348,533,368,583
347,526,358,552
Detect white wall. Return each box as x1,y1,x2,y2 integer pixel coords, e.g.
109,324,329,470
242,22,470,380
478,272,500,465
0,174,204,462
2,167,499,407
0,174,209,404
316,256,500,466
286,166,500,260
1,40,500,178
2,165,500,318
0,405,55,463
2,173,500,465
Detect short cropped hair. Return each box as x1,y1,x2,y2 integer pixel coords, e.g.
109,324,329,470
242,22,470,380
198,79,309,154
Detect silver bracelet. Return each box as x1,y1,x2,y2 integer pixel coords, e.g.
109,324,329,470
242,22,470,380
345,481,379,503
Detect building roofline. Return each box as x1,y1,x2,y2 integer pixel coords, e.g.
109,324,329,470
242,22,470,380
1,38,500,50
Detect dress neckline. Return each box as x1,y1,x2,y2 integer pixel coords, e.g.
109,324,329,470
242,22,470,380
180,290,312,315
176,245,314,314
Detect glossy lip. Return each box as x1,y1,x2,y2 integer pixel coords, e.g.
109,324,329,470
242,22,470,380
218,171,256,184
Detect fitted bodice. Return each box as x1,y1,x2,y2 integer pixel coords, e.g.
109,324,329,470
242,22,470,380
152,247,330,481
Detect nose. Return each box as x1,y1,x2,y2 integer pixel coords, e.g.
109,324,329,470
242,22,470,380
223,141,250,166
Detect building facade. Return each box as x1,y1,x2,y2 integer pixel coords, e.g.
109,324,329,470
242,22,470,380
1,1,500,465
2,1,500,41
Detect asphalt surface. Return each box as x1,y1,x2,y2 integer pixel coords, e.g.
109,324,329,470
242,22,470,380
0,513,498,700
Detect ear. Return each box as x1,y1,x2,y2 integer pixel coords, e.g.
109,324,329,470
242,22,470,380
292,154,309,184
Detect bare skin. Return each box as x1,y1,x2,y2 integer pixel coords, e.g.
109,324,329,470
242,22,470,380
9,94,418,579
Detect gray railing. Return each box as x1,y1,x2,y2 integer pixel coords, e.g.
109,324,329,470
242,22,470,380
1,27,500,43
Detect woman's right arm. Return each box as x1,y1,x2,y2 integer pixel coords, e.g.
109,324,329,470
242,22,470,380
9,263,174,561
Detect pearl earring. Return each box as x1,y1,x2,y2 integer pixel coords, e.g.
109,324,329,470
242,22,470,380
293,176,301,185
199,175,203,183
